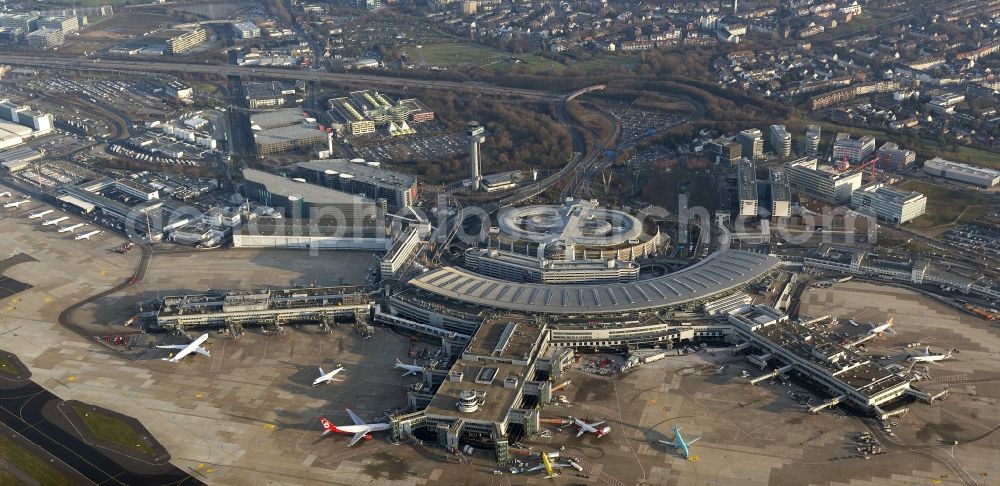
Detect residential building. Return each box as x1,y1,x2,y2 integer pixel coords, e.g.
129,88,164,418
157,28,206,54
850,182,926,224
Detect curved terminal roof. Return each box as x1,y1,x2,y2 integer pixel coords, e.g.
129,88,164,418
407,250,780,314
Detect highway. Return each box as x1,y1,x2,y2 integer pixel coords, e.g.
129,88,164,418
0,55,564,101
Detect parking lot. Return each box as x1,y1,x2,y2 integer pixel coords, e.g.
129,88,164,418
604,102,689,145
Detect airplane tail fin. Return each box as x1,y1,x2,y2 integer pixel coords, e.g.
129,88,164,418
320,417,334,435
319,367,324,376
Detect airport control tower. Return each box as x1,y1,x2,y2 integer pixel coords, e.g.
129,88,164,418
468,121,485,191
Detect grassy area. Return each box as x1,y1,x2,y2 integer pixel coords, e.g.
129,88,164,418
0,466,25,486
0,433,73,486
896,179,992,229
566,55,638,74
82,13,172,37
72,405,157,457
0,355,16,375
417,43,505,66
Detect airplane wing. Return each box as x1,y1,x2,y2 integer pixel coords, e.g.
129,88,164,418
347,428,369,447
346,409,366,426
525,464,545,473
169,345,197,362
156,344,189,350
588,421,605,428
687,437,701,445
576,428,586,438
659,440,677,447
194,347,210,357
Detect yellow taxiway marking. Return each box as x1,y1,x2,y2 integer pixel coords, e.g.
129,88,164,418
195,393,203,399
99,270,107,276
66,376,76,382
264,424,276,430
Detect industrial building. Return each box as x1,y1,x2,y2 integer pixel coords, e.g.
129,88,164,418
736,128,764,159
242,168,379,222
876,142,915,171
296,159,417,211
152,287,373,330
832,133,876,164
0,120,32,150
0,146,43,172
464,247,640,284
54,178,194,240
924,157,1000,187
784,157,862,203
850,182,926,224
737,158,757,217
769,125,791,158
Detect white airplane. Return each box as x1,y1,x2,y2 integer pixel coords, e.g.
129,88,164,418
28,209,53,219
868,317,896,336
394,358,423,377
572,417,611,438
156,333,210,363
0,191,10,197
319,409,391,447
75,230,102,240
908,346,953,365
4,200,29,208
42,216,69,226
58,223,85,233
312,365,345,387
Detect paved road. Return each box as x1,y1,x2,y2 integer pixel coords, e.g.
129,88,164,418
0,55,565,101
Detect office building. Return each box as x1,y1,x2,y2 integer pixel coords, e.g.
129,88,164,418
0,14,38,34
245,81,295,109
737,158,757,217
38,16,79,33
805,125,821,155
784,157,862,203
736,129,764,159
397,99,435,123
850,182,926,224
768,168,791,218
924,157,1000,188
706,138,742,165
329,97,375,136
832,133,876,164
769,125,791,158
296,159,417,211
155,28,206,54
381,227,422,277
876,142,915,171
26,27,64,48
233,21,260,39
468,121,485,190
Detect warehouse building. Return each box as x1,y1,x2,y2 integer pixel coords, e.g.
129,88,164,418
784,157,862,203
850,182,926,224
296,159,417,211
0,146,43,172
923,157,1000,188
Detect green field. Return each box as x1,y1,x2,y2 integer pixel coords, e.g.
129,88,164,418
73,405,157,457
896,179,993,229
566,55,639,74
0,433,73,486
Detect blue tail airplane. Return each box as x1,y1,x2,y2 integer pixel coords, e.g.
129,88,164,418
659,425,700,459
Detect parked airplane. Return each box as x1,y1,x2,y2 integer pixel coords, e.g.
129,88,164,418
319,409,391,446
156,334,210,363
523,452,575,479
58,223,85,233
312,365,345,387
28,209,53,219
572,417,610,438
868,317,895,336
42,216,69,226
4,200,29,208
394,358,423,377
659,425,700,460
75,230,102,240
908,346,953,365
0,191,10,197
